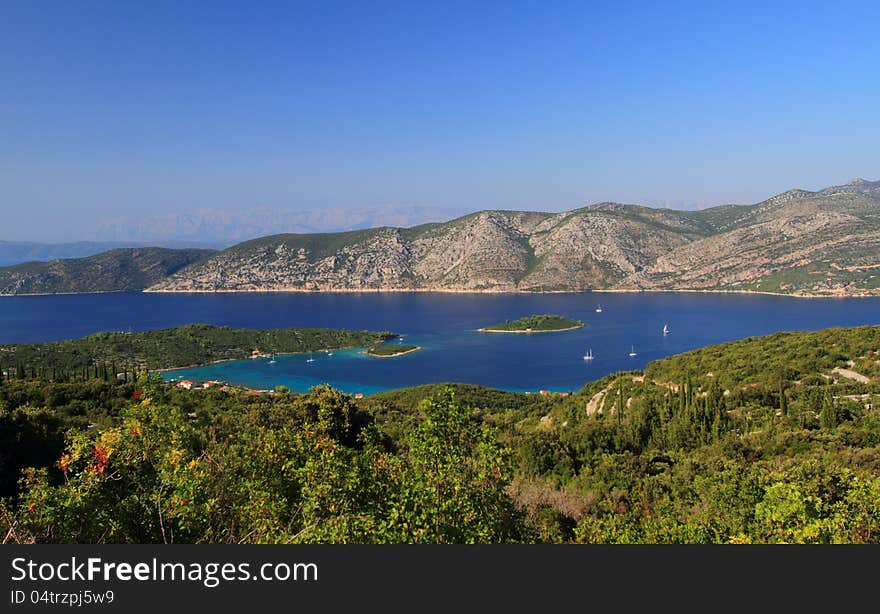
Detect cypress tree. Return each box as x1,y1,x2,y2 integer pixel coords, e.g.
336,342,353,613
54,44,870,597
690,376,695,408
779,377,788,416
659,392,669,424
678,380,686,415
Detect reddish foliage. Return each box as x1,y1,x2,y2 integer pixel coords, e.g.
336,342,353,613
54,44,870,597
132,390,142,400
92,445,109,475
58,454,73,476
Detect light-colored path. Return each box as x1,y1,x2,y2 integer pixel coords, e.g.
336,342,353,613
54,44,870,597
832,367,870,384
586,387,608,416
586,375,644,416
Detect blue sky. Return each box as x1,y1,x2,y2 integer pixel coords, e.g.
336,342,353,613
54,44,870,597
1,1,878,241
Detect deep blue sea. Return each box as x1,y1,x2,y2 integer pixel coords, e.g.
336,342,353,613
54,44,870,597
2,291,879,395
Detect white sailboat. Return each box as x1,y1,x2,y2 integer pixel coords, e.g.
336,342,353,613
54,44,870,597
306,357,316,363
628,345,637,357
595,304,603,313
268,353,277,364
583,348,594,361
662,323,669,336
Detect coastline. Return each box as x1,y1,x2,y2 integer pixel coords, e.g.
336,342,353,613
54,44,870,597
0,289,135,298
593,288,868,300
2,286,873,300
363,345,422,358
141,286,875,299
153,344,383,374
154,356,246,375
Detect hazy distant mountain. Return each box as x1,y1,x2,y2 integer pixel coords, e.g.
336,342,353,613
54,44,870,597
146,177,880,297
0,241,141,267
0,240,224,267
0,248,215,295
93,205,472,244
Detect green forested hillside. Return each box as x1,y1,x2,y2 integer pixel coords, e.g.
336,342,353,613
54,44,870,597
2,324,880,544
644,325,880,389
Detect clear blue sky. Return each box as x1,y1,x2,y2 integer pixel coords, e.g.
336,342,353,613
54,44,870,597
2,0,878,241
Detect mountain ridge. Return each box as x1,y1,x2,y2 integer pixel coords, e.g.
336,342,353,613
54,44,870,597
4,178,879,296
147,177,880,296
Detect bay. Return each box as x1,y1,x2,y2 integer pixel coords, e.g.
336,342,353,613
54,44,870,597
1,291,878,395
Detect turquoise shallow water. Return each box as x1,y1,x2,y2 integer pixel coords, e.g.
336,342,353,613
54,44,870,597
2,291,879,394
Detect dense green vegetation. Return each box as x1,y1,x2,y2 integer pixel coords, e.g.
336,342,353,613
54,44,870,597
0,379,136,501
365,344,420,357
2,381,521,544
0,324,397,374
3,324,880,544
482,314,583,332
645,325,880,390
0,248,214,295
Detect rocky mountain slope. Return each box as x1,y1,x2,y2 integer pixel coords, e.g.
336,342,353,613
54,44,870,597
0,248,215,295
145,206,714,293
630,179,880,294
146,178,880,296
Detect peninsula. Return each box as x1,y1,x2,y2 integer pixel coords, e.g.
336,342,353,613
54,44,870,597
365,344,422,357
0,324,398,373
479,314,583,333
0,247,214,295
